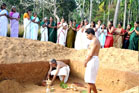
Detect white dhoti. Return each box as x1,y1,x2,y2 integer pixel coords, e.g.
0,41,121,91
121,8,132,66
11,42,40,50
41,26,48,41
85,56,99,84
23,18,31,39
51,66,70,83
57,28,67,46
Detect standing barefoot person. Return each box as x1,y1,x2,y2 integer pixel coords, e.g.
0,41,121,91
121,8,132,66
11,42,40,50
84,28,101,93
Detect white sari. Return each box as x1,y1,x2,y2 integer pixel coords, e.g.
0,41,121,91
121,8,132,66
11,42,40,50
57,27,68,46
81,24,92,49
30,16,39,40
0,9,8,37
75,28,83,50
23,18,31,39
41,23,48,41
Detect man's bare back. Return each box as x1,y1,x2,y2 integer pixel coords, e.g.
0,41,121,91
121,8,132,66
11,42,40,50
56,61,68,69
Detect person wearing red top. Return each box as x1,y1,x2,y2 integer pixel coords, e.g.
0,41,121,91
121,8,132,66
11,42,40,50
113,22,125,48
104,21,115,48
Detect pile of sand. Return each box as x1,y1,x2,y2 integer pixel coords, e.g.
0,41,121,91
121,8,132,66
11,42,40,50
0,37,138,73
121,86,139,93
0,80,24,93
0,37,138,93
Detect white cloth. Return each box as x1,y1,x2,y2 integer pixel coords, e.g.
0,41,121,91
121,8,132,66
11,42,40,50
74,28,82,50
41,25,48,41
57,28,68,46
85,56,99,84
30,17,39,40
98,28,107,48
81,24,92,49
51,66,70,83
23,18,31,39
0,9,8,37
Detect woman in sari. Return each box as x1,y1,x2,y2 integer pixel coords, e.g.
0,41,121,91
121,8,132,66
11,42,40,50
48,17,57,43
104,21,115,48
40,17,48,41
0,3,8,37
9,6,20,38
66,20,76,48
122,24,131,49
23,9,32,39
81,19,91,49
30,13,40,40
113,22,125,48
90,21,99,39
74,21,84,50
128,21,139,51
98,24,107,48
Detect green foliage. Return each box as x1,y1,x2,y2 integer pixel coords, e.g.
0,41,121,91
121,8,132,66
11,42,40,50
60,82,68,89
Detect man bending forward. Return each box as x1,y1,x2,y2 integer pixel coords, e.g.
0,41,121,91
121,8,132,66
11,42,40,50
46,59,70,85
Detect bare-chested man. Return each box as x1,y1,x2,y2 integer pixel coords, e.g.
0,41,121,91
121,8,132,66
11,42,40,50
44,59,70,85
84,28,101,93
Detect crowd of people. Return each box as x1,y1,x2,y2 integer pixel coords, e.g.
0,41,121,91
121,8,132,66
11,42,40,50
0,3,139,51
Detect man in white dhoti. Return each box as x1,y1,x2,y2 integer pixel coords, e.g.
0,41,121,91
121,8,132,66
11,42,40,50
40,17,48,41
57,23,68,46
23,9,32,39
45,59,70,85
0,3,8,37
84,28,101,93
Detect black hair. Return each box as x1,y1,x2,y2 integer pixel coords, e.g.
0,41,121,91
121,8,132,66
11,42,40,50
85,28,95,35
136,21,139,24
73,20,76,22
119,22,123,27
102,24,106,29
98,20,102,22
2,3,6,6
50,59,57,64
81,20,84,26
27,9,32,13
69,19,73,22
84,19,89,23
110,21,113,26
91,21,96,27
1,3,6,9
128,24,132,28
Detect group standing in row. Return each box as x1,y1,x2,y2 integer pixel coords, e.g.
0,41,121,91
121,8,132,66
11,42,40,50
0,3,138,51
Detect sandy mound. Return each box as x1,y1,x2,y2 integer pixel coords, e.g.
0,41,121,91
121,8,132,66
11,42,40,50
0,80,24,93
121,86,139,93
0,37,138,92
0,37,138,73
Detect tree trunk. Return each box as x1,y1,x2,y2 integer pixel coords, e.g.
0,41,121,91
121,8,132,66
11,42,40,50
107,0,110,22
123,0,127,29
128,8,130,24
137,0,139,21
113,0,121,27
89,0,93,23
82,0,85,19
103,11,106,24
42,0,44,18
53,0,60,22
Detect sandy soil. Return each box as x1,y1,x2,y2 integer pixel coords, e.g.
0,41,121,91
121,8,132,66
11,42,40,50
0,37,138,93
0,37,138,73
0,78,118,93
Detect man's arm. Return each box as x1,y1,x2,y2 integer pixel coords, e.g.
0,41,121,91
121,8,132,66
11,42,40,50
51,66,60,84
84,41,96,67
46,66,52,80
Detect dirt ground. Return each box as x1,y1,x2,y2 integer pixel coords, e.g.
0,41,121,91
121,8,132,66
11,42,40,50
0,37,138,93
